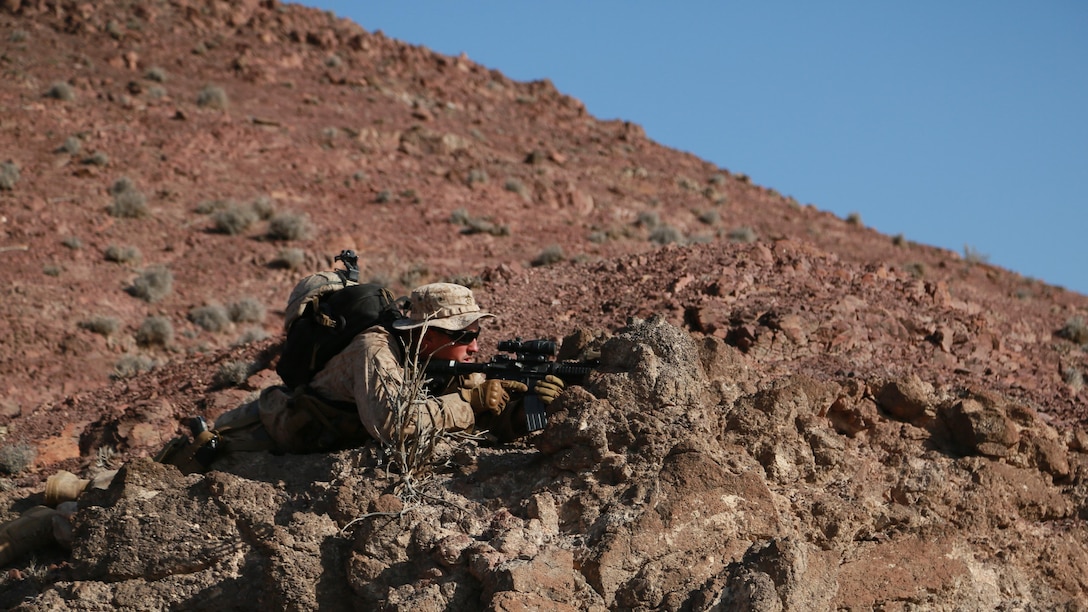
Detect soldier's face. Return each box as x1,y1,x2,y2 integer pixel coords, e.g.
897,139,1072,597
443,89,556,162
419,323,481,362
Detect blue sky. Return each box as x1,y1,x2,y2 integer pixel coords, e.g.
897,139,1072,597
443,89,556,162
299,2,1088,296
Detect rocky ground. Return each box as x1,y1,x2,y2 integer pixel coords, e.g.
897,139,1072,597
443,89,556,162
1,1,1087,610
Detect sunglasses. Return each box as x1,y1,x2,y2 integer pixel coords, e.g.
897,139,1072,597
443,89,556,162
437,328,480,345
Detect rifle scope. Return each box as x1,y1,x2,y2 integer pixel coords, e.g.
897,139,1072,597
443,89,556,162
497,338,556,356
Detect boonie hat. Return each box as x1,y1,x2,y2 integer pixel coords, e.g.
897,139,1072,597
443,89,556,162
392,283,495,331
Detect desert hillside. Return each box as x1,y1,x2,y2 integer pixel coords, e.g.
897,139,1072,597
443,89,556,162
1,1,1087,610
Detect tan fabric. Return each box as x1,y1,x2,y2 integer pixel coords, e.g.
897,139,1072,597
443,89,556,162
309,325,479,444
282,270,356,332
392,282,494,331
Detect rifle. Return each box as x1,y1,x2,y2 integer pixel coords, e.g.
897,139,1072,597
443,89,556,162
426,338,598,432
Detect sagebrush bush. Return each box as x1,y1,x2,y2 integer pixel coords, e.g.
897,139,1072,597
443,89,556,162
146,66,167,82
1058,316,1088,345
399,263,429,288
112,354,155,379
251,195,275,220
466,169,488,187
129,265,173,302
272,247,306,270
449,208,471,225
503,177,531,200
46,81,75,101
189,304,231,332
697,209,720,225
79,316,120,336
727,226,758,244
465,217,509,237
704,188,727,205
1062,367,1084,392
450,208,509,236
963,244,990,264
267,211,313,241
0,161,20,191
136,316,174,347
234,327,270,345
84,151,110,166
215,360,252,387
212,203,258,235
0,442,36,475
649,225,685,245
635,211,660,229
108,177,148,218
59,136,81,155
194,199,228,214
196,85,228,109
104,244,141,264
229,297,266,323
443,274,483,289
531,244,565,267
62,236,83,249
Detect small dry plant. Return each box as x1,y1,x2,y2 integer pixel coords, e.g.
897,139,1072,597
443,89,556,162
379,325,481,505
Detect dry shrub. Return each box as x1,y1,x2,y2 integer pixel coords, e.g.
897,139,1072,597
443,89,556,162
1058,316,1088,345
129,265,173,302
531,244,565,267
377,334,483,504
697,209,720,225
59,135,83,154
104,244,141,264
46,81,75,101
649,225,685,245
399,263,429,289
727,226,758,244
196,84,228,109
112,354,155,379
215,361,253,387
450,208,509,236
251,195,276,220
195,199,228,214
503,177,531,201
108,177,148,218
83,151,109,166
443,274,483,289
136,316,174,347
189,304,231,332
229,297,266,323
267,211,313,241
234,327,270,345
212,202,258,235
79,316,120,337
272,248,306,270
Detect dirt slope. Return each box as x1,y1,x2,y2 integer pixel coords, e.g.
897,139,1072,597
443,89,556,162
1,1,1087,609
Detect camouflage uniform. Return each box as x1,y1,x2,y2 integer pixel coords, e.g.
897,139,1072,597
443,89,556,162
308,324,482,445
